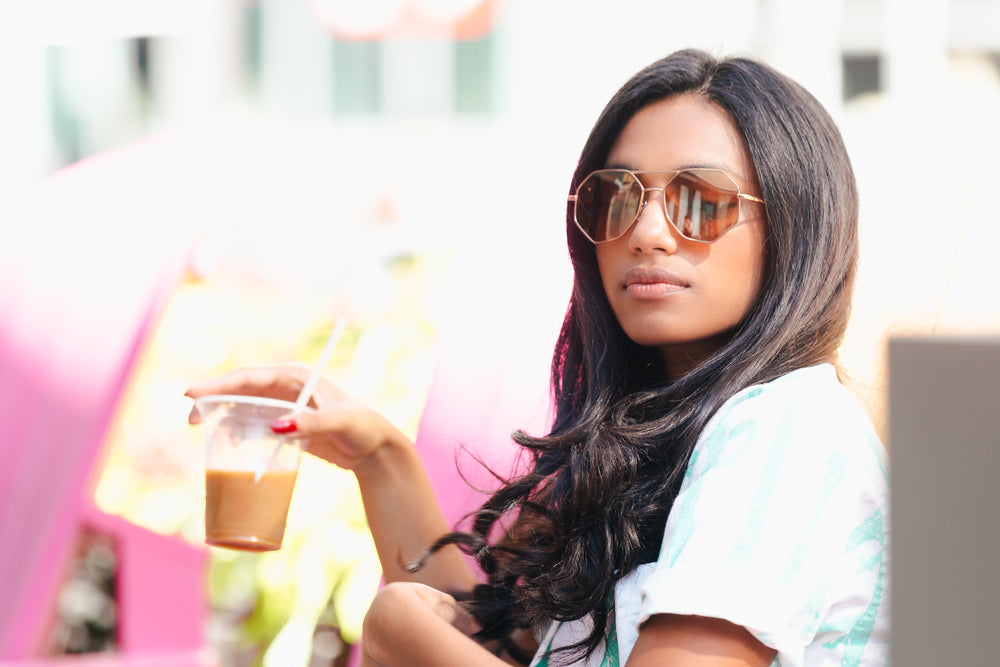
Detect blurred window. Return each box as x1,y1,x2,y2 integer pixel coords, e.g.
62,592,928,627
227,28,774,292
455,32,495,113
331,32,497,116
333,39,383,114
843,53,881,101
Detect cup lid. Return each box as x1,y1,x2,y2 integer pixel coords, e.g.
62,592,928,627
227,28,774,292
194,394,315,412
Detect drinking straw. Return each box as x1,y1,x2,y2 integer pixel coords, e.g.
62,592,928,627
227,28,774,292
255,316,347,482
294,315,348,411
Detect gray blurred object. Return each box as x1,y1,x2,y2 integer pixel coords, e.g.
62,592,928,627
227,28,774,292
889,336,1000,667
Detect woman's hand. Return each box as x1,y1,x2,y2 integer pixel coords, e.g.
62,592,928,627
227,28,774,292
185,364,408,472
361,582,510,667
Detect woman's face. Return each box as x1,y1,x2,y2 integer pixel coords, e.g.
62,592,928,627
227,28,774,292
595,94,767,378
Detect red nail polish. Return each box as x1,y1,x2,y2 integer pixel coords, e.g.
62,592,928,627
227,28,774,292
271,419,298,434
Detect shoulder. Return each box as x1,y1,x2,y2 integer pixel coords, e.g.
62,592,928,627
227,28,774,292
638,364,890,665
695,363,886,478
674,363,889,553
714,363,876,428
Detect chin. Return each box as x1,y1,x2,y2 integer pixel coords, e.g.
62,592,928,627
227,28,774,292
624,326,740,357
618,321,697,347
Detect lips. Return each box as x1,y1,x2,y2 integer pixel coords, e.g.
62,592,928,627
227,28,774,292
622,266,689,299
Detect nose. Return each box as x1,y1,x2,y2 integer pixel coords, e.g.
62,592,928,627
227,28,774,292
627,187,679,254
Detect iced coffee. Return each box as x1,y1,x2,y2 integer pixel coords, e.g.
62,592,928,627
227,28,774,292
194,395,307,552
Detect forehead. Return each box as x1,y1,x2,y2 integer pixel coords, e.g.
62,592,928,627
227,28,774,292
606,94,755,186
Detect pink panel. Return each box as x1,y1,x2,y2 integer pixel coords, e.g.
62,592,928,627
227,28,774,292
414,247,571,531
0,143,203,658
82,508,206,654
0,651,213,667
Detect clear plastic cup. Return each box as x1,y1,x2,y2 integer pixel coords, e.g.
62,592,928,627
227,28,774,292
194,395,309,551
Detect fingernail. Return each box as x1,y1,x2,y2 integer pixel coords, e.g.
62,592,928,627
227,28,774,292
271,419,298,434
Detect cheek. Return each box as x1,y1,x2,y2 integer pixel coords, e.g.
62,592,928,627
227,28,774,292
728,245,766,319
595,244,621,300
707,233,766,323
734,272,763,321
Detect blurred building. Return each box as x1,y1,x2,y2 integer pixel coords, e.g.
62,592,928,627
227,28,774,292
2,0,999,415
2,0,999,205
3,0,1000,404
2,1,999,663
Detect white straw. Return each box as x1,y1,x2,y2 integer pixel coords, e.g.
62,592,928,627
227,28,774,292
255,316,348,483
294,316,348,412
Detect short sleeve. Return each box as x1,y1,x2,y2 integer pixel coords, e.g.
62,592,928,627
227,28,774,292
636,365,889,667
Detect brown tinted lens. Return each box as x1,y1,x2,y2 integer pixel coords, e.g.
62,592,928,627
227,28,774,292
575,170,642,242
663,170,742,242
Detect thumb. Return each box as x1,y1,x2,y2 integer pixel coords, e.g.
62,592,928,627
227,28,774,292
270,414,300,434
269,406,353,437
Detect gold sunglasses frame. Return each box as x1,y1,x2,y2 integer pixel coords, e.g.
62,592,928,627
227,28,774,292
568,168,765,245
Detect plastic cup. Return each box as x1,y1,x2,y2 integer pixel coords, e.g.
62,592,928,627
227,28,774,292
194,394,309,552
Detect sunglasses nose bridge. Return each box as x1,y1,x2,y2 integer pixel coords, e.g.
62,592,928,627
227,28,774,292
634,185,668,224
628,184,684,251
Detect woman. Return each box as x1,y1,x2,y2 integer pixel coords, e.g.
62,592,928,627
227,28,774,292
187,49,888,666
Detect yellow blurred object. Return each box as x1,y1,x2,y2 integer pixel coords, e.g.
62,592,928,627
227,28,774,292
95,254,440,665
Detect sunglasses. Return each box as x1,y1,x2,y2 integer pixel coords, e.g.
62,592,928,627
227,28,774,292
568,168,765,244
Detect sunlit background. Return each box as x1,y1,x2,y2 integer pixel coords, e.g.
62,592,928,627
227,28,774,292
1,0,999,665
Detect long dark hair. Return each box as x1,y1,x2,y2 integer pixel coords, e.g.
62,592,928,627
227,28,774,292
424,48,859,663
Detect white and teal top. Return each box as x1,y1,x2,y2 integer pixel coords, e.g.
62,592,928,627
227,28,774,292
530,364,889,666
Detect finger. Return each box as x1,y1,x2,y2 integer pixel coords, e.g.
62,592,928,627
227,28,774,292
412,585,482,635
270,414,358,442
282,407,354,441
184,366,285,398
184,364,312,402
282,407,378,469
186,365,309,425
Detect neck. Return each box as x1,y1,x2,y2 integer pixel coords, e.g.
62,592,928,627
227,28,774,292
659,331,733,382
